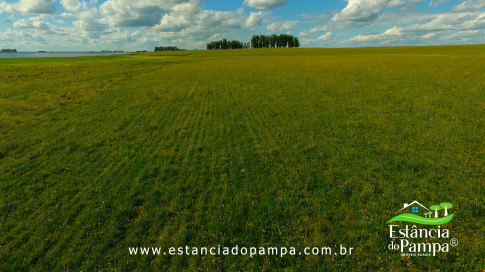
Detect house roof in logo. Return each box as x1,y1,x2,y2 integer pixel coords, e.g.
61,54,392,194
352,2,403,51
396,200,431,213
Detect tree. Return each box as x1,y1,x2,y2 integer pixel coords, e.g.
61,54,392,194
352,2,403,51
270,34,277,48
251,35,260,49
1,49,17,53
209,34,300,50
155,46,182,51
288,36,295,48
276,34,289,48
439,203,453,217
261,35,270,48
430,205,442,218
293,37,300,48
207,39,245,50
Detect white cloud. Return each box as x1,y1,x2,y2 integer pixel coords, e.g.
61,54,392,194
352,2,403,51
299,30,309,37
332,0,425,25
60,12,76,18
350,25,402,41
73,8,108,35
267,20,298,33
0,29,31,43
155,4,245,33
0,0,56,14
388,0,424,8
333,0,389,24
151,6,252,49
99,0,193,27
421,32,436,38
453,0,485,12
155,0,203,31
429,0,449,7
14,15,66,34
309,25,328,33
383,25,402,35
244,0,287,10
3,0,485,51
61,0,88,12
448,29,480,37
246,11,268,27
444,29,481,41
406,12,479,32
317,32,332,41
460,12,485,29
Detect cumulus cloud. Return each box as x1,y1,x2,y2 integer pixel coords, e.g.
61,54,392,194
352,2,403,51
317,32,332,41
388,0,424,8
267,20,298,33
61,0,88,12
350,25,402,41
406,12,477,32
4,0,485,51
0,29,31,42
309,25,328,33
246,11,268,27
60,12,76,18
447,29,480,38
155,0,203,31
429,0,449,7
155,4,245,34
244,0,287,10
14,15,66,34
151,5,252,48
0,0,56,14
99,0,193,27
332,0,425,25
421,32,436,38
333,0,389,24
73,8,109,35
452,0,485,12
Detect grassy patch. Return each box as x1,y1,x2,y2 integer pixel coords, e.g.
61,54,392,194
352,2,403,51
0,46,484,271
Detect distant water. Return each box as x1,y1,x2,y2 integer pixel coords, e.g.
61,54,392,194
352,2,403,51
0,52,131,58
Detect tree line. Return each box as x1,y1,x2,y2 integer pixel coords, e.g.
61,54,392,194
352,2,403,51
154,46,185,51
251,34,299,48
206,34,300,50
1,49,17,53
206,39,251,50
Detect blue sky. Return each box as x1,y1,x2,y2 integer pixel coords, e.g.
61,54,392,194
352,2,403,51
1,0,485,51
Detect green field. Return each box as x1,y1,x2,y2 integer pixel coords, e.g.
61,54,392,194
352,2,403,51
1,46,484,271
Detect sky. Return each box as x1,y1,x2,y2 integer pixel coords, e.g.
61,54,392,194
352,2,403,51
1,0,485,51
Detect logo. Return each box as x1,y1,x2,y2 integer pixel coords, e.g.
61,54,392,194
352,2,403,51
386,200,457,257
387,200,454,225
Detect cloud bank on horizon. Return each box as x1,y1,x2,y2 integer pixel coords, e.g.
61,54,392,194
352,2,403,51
0,0,484,51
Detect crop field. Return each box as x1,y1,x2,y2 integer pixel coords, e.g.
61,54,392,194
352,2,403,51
0,46,484,271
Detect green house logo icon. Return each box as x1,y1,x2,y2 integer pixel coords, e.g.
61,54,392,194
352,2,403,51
387,201,454,225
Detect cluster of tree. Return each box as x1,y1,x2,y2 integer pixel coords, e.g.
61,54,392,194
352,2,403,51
1,49,17,53
251,34,300,48
154,46,184,51
206,39,251,50
206,34,300,50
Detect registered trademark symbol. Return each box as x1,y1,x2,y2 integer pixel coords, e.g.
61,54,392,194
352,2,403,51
450,238,459,247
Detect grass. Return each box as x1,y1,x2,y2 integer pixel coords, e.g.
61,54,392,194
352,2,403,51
0,46,484,271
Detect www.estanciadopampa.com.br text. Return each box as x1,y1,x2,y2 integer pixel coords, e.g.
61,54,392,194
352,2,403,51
129,245,354,258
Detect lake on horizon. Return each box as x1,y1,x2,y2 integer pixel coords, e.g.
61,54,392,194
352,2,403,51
0,52,131,58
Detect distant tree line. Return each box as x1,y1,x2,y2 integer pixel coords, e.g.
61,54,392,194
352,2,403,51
251,34,299,48
154,46,185,51
206,34,300,50
1,49,17,53
206,39,251,50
